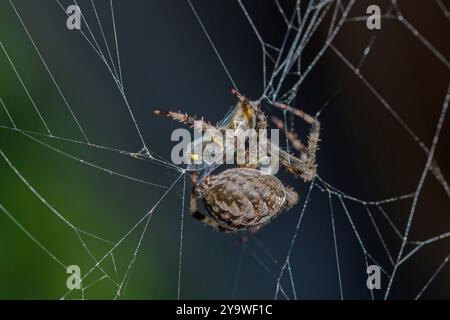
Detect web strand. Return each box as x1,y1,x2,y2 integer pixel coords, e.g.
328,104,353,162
1,0,449,299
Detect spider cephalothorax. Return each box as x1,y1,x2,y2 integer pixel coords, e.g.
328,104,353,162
154,90,320,233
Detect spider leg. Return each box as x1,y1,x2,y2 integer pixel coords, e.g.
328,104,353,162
255,105,267,130
273,103,318,125
190,172,199,213
191,210,234,233
230,88,248,104
271,116,305,153
189,172,233,233
274,102,321,181
153,110,216,132
282,184,299,210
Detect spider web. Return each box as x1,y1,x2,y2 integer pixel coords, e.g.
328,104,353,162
0,0,449,299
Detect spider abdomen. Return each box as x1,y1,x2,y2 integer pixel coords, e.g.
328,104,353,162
197,168,288,231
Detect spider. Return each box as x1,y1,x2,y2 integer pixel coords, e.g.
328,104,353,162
154,90,320,233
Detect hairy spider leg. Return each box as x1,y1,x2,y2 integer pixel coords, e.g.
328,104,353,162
273,102,321,182
271,115,305,152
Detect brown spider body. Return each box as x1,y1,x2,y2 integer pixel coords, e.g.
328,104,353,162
196,168,298,232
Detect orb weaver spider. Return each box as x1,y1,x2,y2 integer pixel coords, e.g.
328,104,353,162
154,90,320,233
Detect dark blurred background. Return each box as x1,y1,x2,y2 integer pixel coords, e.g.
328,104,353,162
0,0,449,299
